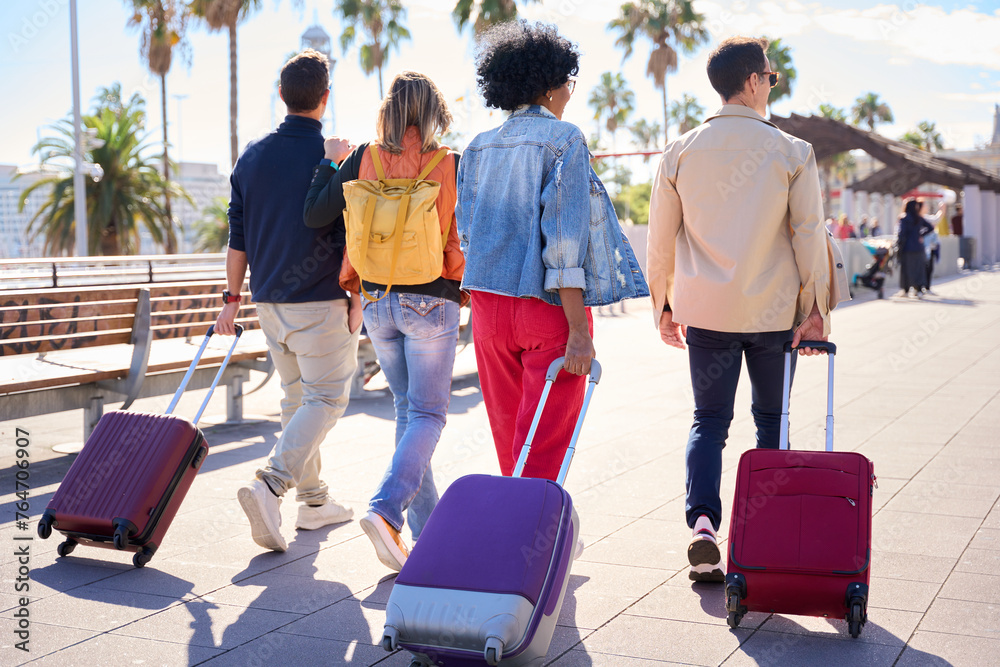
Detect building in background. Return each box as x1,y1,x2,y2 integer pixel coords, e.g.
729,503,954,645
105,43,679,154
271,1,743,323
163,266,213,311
171,161,230,253
300,19,336,135
0,165,50,258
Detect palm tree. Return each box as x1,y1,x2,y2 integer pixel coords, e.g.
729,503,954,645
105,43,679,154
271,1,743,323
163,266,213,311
337,0,410,98
629,118,662,162
765,37,795,113
587,72,635,150
609,0,709,141
452,0,539,35
18,85,191,256
851,92,894,133
188,0,262,169
194,197,230,251
900,121,944,152
668,92,703,135
127,0,186,253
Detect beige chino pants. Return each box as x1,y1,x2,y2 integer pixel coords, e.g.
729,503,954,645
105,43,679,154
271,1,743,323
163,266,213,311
254,300,359,505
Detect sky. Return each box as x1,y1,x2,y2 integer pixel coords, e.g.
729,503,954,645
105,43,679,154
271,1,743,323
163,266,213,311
1,0,999,177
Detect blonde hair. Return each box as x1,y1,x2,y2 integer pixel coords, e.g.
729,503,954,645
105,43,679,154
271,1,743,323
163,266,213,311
376,71,452,154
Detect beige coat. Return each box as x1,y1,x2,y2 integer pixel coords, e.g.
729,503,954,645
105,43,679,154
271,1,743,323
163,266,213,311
647,105,835,336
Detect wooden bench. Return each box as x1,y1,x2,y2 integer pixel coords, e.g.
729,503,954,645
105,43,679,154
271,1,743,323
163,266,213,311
0,280,272,439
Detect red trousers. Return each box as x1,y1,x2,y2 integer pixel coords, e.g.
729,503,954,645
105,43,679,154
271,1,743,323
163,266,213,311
471,291,594,481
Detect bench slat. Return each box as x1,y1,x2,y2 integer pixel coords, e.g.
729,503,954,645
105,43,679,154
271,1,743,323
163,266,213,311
0,329,133,356
0,315,136,341
0,299,139,319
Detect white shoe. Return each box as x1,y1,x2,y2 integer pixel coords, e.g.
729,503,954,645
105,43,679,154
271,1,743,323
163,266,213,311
359,510,409,572
296,499,354,530
237,479,287,552
688,515,724,583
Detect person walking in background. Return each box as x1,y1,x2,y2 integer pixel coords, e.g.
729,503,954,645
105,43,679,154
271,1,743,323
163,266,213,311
303,71,463,572
870,217,882,237
216,50,360,553
457,21,648,482
924,227,941,295
951,204,964,236
896,199,934,298
647,36,836,583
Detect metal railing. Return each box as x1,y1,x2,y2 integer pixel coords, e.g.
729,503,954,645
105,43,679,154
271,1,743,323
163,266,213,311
0,253,227,290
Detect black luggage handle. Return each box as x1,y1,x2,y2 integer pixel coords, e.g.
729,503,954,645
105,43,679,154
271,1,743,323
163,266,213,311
783,340,836,355
780,339,835,452
512,357,601,486
165,324,244,422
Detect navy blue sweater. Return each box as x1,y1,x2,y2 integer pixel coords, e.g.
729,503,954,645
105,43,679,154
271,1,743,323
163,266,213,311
228,115,347,303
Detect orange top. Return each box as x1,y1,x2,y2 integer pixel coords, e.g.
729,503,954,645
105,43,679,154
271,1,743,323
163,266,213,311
339,126,464,293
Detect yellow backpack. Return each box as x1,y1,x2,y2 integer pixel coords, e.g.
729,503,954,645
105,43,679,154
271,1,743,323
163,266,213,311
343,145,450,301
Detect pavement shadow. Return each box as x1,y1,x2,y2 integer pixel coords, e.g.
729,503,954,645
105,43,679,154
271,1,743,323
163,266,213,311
548,574,593,665
690,581,728,619
197,529,366,663
31,555,190,608
733,615,955,665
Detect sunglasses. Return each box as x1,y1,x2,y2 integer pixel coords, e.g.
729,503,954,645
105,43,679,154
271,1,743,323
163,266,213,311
567,77,577,95
763,71,780,88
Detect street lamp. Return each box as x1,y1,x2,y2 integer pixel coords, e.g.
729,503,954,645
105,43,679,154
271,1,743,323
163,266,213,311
70,0,86,257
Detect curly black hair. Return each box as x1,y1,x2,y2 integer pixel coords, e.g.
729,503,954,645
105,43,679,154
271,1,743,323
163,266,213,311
475,21,580,112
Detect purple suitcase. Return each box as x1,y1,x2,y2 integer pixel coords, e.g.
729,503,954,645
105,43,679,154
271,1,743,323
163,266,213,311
37,325,243,568
381,357,601,666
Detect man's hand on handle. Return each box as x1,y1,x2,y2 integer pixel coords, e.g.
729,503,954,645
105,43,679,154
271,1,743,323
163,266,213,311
791,302,828,356
659,310,686,350
215,302,240,336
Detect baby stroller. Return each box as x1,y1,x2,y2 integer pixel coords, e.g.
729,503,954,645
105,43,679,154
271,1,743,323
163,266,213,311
853,242,893,299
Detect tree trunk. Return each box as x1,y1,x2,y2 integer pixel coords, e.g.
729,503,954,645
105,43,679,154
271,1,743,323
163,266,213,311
377,66,383,99
229,23,238,169
161,73,176,254
661,79,669,143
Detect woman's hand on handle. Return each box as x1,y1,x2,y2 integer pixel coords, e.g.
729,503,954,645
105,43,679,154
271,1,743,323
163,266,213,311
559,287,595,375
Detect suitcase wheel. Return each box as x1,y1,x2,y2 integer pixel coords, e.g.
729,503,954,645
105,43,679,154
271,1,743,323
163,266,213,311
133,548,153,568
847,600,865,638
727,593,744,629
114,529,128,551
56,540,77,558
37,514,53,540
381,626,398,652
484,636,504,666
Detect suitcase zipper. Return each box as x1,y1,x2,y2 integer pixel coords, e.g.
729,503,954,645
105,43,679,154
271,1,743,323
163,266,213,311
845,497,856,506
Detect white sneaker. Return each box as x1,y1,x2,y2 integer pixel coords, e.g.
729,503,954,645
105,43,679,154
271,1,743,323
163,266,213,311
296,499,354,530
688,515,724,583
359,510,409,572
237,479,287,552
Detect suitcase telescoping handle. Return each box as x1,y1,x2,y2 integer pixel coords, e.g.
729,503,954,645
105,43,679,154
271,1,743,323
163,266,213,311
779,340,836,452
165,324,244,423
512,357,602,486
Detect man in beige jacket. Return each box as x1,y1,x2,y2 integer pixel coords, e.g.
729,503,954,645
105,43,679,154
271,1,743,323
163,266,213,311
647,36,831,583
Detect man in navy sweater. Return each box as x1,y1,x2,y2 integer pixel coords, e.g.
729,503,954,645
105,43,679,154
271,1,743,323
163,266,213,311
216,49,359,552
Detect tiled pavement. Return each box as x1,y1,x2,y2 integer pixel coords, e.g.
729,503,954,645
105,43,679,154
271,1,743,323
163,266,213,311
2,269,999,666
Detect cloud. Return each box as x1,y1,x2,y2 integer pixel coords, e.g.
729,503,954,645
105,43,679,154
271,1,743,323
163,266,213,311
944,92,1000,102
799,4,1000,70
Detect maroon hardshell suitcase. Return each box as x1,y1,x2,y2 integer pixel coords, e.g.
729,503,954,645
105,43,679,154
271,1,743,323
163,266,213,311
37,325,243,568
725,341,876,638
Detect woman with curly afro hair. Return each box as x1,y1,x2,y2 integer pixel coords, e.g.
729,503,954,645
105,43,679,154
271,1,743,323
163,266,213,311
456,21,648,483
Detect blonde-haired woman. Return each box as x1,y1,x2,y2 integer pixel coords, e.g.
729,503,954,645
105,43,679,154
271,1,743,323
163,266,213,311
304,71,464,571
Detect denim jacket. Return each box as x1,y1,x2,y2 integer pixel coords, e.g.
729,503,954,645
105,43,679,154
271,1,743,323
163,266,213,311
456,105,649,307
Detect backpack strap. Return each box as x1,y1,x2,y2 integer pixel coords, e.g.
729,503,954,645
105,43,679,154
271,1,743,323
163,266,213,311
416,148,449,181
369,144,387,181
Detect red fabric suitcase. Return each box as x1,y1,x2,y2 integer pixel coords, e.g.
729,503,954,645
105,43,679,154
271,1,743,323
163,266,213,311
725,341,875,638
37,325,243,568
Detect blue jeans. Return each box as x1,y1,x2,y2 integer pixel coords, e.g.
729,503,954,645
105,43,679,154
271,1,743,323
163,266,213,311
363,291,460,540
684,326,796,531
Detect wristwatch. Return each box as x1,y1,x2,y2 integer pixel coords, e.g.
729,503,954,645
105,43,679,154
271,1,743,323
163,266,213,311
221,290,242,305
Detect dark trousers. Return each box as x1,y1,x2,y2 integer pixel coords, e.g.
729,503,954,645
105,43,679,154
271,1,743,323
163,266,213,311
684,326,796,531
